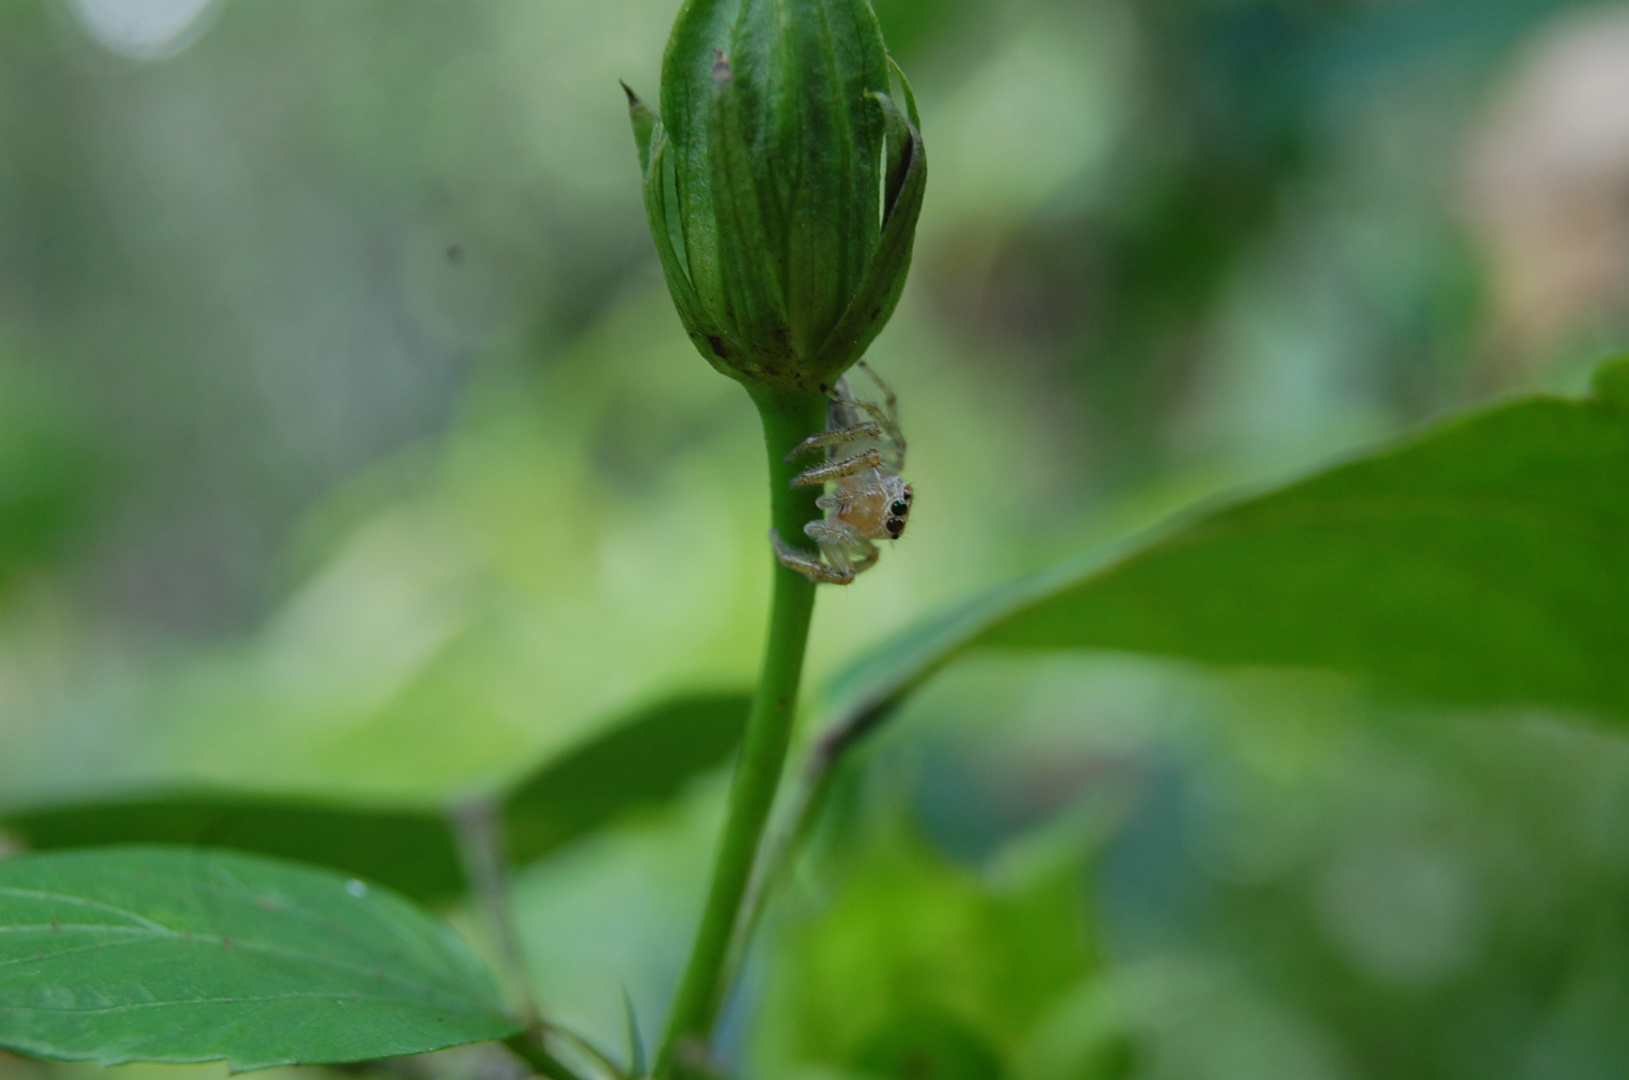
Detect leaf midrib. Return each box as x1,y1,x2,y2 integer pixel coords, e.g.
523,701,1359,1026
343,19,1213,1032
0,890,494,1015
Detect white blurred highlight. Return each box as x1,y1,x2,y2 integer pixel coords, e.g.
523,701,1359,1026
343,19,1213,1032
1468,7,1629,376
70,0,219,60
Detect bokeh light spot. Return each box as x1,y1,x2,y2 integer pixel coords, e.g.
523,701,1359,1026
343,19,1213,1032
69,0,219,60
1317,841,1483,987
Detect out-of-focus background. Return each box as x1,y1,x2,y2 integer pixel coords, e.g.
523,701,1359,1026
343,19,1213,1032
3,0,1629,1077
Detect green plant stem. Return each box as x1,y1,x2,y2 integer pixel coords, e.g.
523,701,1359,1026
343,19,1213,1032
654,385,827,1077
449,798,537,1027
726,696,900,981
504,1029,585,1080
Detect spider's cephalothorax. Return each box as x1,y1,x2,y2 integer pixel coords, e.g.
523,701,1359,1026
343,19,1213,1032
772,362,912,585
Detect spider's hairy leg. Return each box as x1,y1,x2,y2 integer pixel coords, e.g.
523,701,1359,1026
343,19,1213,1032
771,529,855,585
826,388,892,435
848,539,881,575
855,360,897,419
790,449,884,487
784,422,885,462
833,362,905,466
814,490,857,511
806,520,878,579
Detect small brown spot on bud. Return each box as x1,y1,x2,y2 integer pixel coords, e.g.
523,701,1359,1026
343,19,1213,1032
712,48,732,83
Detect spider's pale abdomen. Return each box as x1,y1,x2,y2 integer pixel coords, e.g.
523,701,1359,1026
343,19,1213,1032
835,472,910,540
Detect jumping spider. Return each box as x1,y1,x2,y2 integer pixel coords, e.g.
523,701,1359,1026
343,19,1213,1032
772,361,912,585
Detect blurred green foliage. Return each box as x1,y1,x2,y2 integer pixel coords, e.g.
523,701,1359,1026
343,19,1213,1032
3,0,1629,1077
753,823,1109,1079
0,356,94,594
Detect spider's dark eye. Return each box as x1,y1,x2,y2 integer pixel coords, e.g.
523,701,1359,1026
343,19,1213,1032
903,487,913,501
890,500,909,516
886,518,905,537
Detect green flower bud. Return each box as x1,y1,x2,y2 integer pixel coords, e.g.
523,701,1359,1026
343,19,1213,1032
624,0,925,392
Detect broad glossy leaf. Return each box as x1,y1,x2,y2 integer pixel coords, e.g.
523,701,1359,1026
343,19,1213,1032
2,693,749,902
0,847,518,1070
824,356,1629,726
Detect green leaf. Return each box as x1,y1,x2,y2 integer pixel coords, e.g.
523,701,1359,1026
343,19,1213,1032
643,126,721,367
502,691,749,865
823,355,1629,726
2,693,750,903
0,795,461,903
811,79,925,376
0,847,518,1070
706,60,790,363
656,0,736,351
622,81,657,175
